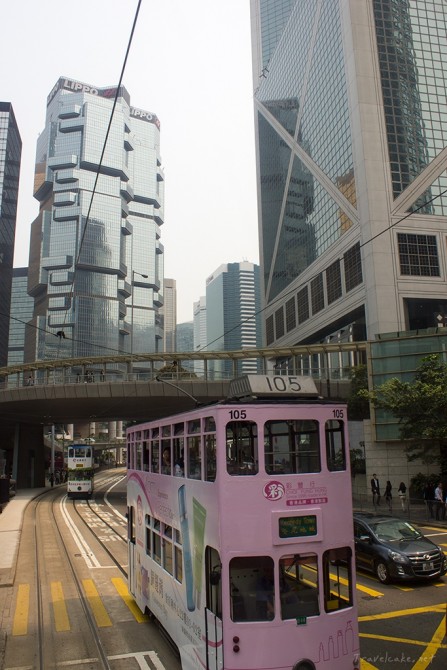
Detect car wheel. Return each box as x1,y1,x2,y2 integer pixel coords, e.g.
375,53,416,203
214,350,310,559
375,561,390,584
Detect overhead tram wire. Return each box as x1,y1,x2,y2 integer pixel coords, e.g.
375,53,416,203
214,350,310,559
55,0,143,358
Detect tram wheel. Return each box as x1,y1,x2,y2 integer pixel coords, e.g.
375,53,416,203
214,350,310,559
293,661,315,670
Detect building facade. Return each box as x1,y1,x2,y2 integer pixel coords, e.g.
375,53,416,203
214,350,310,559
250,0,447,349
8,268,34,371
26,77,164,365
193,296,207,375
205,261,262,377
162,278,177,352
0,102,21,367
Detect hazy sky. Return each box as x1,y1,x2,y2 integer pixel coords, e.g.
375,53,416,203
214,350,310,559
2,0,259,324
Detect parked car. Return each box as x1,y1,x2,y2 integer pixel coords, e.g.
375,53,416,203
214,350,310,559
353,512,447,584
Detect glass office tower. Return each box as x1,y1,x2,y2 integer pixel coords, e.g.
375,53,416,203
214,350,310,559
251,0,447,346
205,261,262,377
27,77,164,364
0,103,21,367
8,268,34,370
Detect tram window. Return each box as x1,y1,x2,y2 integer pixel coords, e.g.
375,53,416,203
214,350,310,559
226,421,258,476
325,420,346,471
68,448,74,458
323,547,353,612
173,437,184,477
188,419,201,434
205,433,217,482
151,439,160,473
128,506,135,544
264,420,320,474
127,444,131,469
145,514,151,557
205,546,222,619
162,425,171,437
175,546,183,582
153,520,162,565
204,416,216,432
136,442,143,471
229,556,274,622
174,422,184,435
174,529,183,583
187,435,202,479
279,554,319,619
163,524,173,575
161,439,171,475
143,441,150,472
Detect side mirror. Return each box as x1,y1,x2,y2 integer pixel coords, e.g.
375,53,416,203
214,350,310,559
358,534,370,543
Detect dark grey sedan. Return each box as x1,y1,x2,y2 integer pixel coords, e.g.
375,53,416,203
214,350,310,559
353,513,447,584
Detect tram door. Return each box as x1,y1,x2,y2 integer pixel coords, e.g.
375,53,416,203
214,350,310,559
128,505,137,596
205,547,223,670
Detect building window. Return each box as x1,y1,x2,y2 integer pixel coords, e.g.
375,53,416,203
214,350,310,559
285,297,296,332
344,242,363,291
310,274,324,314
275,307,285,339
297,287,309,323
266,315,274,345
397,233,440,277
326,260,342,304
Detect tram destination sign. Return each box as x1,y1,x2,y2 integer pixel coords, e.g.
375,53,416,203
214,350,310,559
279,515,317,538
228,375,319,399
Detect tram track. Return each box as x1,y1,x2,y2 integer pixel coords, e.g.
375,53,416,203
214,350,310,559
71,481,128,578
31,488,112,670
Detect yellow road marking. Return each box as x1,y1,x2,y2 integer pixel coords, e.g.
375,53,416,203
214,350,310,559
360,632,446,649
12,584,30,636
412,614,447,669
356,583,384,597
359,605,445,622
82,579,112,627
111,577,148,623
51,581,70,632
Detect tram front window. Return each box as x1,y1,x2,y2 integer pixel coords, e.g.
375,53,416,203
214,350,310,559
279,554,319,619
230,556,274,622
226,421,258,476
264,420,320,474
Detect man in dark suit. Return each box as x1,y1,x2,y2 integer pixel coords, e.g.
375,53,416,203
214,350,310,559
371,474,381,506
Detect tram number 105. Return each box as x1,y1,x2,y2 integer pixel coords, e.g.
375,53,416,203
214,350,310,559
265,376,302,392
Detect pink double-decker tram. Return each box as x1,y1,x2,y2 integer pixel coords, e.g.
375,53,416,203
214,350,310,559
127,375,360,670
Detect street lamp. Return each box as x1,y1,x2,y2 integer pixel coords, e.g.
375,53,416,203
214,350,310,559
130,270,148,373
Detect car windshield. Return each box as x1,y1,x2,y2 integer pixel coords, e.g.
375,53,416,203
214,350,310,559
367,520,422,542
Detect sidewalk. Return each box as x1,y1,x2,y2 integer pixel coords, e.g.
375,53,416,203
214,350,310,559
0,488,46,587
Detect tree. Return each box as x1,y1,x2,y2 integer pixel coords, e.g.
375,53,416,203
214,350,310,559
346,364,370,420
362,354,447,472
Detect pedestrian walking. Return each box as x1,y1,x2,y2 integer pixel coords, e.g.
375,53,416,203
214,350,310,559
398,482,407,511
49,472,54,488
434,482,445,520
371,474,381,507
385,481,392,512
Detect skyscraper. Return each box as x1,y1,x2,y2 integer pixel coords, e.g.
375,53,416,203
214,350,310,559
251,0,447,347
26,77,164,365
205,261,261,377
8,268,34,371
0,102,21,367
162,278,177,352
193,296,207,375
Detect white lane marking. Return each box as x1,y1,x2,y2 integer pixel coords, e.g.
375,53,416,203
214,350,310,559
4,650,168,670
60,496,102,568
